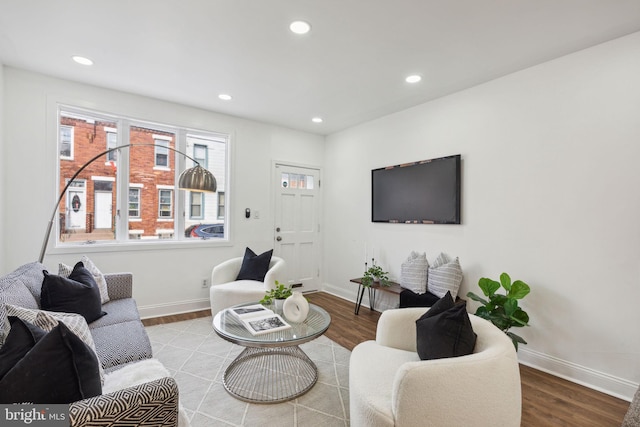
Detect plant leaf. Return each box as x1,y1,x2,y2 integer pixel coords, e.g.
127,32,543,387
500,272,512,291
506,331,527,351
509,280,530,299
478,278,500,297
503,298,518,317
510,309,530,327
466,292,488,306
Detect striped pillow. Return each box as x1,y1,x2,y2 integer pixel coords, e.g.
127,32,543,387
427,254,463,299
400,251,429,294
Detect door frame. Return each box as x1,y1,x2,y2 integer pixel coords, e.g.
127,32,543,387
271,160,323,291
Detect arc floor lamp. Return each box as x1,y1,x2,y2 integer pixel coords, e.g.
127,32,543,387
38,143,217,263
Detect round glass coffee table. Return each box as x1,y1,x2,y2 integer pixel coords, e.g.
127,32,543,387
212,302,331,403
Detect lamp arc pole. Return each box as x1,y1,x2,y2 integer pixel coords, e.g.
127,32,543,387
38,143,216,263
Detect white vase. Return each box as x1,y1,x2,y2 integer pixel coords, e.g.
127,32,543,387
283,291,310,323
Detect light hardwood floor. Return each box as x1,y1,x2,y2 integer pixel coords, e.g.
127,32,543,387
143,291,630,426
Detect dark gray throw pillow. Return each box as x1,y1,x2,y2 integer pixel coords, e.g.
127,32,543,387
0,321,102,403
399,289,440,308
416,291,477,360
41,261,106,323
0,317,47,379
236,247,273,281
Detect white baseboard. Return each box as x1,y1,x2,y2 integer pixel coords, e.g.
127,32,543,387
322,281,639,402
139,298,211,320
518,347,638,402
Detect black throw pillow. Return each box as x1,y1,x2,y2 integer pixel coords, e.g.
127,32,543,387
236,247,273,281
416,291,477,360
0,317,47,379
0,321,102,403
399,289,441,308
41,261,106,323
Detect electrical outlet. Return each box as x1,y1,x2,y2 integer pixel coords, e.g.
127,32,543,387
201,279,208,288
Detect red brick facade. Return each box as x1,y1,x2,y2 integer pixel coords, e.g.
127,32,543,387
59,117,177,239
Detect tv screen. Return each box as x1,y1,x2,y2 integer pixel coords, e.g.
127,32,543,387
371,154,461,224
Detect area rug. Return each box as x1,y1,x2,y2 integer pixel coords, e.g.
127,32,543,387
623,386,640,427
145,316,351,427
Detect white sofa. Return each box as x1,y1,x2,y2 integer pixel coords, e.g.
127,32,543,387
209,256,285,316
350,307,522,427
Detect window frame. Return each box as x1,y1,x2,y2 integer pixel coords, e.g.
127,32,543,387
128,186,141,219
157,188,174,219
59,125,74,160
52,104,231,253
190,191,204,220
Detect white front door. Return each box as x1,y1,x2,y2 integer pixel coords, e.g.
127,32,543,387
66,180,86,230
273,164,321,291
94,192,112,229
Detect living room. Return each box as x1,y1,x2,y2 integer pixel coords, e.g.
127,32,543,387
1,1,640,425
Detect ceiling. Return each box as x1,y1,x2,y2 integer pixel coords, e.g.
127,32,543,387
1,1,639,136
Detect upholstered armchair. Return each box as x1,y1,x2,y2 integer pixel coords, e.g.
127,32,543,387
350,307,522,427
209,256,285,316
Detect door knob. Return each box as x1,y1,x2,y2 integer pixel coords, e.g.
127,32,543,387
276,236,282,241
276,227,281,232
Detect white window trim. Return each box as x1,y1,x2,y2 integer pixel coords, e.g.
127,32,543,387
60,125,74,160
92,176,116,182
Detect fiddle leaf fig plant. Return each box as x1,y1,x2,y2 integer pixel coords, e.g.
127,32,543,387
260,281,292,305
466,273,531,350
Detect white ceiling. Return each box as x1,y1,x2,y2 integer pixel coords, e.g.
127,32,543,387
1,1,639,135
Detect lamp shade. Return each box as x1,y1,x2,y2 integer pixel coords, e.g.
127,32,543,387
179,165,217,192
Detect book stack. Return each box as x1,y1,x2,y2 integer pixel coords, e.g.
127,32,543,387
226,304,291,335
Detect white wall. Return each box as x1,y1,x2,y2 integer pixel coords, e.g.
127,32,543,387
323,32,640,400
0,64,4,268
1,67,324,316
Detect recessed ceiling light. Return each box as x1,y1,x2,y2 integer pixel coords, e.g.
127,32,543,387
312,117,323,123
72,56,93,66
405,75,422,83
290,21,311,35
218,94,232,101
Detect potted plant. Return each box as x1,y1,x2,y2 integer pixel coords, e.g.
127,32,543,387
466,273,531,350
260,281,292,311
361,259,390,287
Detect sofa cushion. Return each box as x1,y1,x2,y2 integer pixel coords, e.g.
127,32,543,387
89,298,142,329
5,304,105,384
0,317,47,379
0,321,102,404
91,321,152,370
427,253,463,299
0,262,44,345
60,256,110,304
416,292,476,360
41,262,106,323
236,247,273,281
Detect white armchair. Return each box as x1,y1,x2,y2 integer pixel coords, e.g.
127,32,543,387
209,256,285,316
350,307,521,427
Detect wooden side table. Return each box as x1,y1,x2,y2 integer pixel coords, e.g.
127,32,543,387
351,278,402,314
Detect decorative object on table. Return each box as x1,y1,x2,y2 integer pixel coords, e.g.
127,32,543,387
426,252,463,299
259,280,293,312
283,291,310,323
466,272,531,350
38,143,217,263
361,259,390,287
400,251,429,293
226,304,291,336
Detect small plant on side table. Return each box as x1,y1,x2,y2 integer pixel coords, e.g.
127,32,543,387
361,259,390,287
260,281,293,305
466,272,531,350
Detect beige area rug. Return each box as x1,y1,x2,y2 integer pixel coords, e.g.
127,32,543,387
145,316,351,427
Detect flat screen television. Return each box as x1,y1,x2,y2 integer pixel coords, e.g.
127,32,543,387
371,154,461,224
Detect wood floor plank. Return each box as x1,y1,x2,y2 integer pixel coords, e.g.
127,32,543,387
143,291,630,426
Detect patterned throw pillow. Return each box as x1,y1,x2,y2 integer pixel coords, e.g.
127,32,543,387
427,253,463,299
5,304,105,384
59,256,110,304
400,251,429,293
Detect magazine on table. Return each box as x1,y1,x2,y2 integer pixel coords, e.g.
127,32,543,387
226,304,291,335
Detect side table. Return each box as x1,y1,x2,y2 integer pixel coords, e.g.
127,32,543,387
351,278,402,314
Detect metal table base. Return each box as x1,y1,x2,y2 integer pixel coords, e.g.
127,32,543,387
223,345,318,403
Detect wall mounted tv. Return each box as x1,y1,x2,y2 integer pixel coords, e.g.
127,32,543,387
371,154,461,224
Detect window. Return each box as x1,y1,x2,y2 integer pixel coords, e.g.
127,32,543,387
129,188,140,218
155,139,169,167
218,192,225,219
60,125,73,159
106,131,117,162
158,189,173,218
57,107,228,246
190,192,203,219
